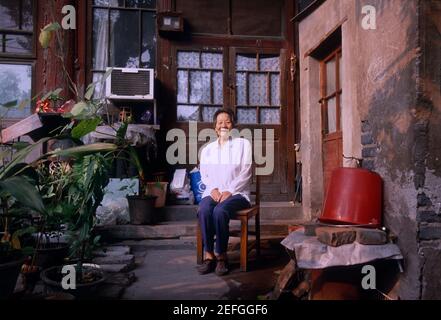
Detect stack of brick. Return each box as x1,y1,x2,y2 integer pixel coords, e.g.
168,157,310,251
315,226,387,247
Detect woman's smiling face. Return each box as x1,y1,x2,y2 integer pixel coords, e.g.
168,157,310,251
215,112,233,138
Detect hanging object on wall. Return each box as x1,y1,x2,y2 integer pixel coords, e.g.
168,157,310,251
157,11,184,32
290,53,297,82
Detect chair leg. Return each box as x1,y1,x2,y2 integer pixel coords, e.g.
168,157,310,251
255,212,261,260
240,217,248,272
196,220,203,265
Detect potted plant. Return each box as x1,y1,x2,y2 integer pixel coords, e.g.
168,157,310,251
144,180,168,208
0,139,48,298
31,161,72,270
40,152,112,298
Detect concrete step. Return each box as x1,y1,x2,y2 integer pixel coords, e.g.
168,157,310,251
260,202,303,220
160,202,303,221
97,219,306,241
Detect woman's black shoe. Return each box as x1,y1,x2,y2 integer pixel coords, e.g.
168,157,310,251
197,259,216,274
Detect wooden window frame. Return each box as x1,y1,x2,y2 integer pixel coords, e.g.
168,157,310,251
0,59,36,127
230,47,284,127
0,0,37,59
320,47,342,138
0,0,37,125
88,0,157,84
173,46,227,124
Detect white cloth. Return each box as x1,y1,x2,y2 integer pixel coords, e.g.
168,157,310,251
281,229,403,269
199,137,252,203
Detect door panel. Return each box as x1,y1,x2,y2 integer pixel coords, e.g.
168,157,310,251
321,48,342,195
322,132,342,194
230,47,289,200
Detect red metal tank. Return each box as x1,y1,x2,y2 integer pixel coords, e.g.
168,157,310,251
319,167,382,228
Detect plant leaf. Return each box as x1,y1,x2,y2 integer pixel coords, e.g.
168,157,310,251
43,22,61,32
116,121,128,143
1,100,18,108
12,141,31,150
70,101,87,117
103,68,113,81
48,143,118,157
51,88,63,98
85,83,95,100
41,91,53,101
128,146,144,182
39,29,52,49
0,176,45,214
11,233,21,250
0,137,51,180
71,118,102,139
17,99,29,110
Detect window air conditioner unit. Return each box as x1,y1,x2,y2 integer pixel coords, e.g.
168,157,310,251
105,67,154,100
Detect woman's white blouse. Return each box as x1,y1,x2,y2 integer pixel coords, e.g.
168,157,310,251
199,137,252,203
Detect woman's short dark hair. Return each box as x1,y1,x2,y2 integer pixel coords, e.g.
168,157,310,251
213,108,236,127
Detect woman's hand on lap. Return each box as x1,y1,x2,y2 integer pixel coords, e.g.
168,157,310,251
219,191,232,202
210,188,222,202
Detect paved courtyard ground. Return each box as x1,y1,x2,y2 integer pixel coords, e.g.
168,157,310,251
120,237,289,300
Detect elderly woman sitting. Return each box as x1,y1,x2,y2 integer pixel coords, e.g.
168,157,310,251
197,108,252,276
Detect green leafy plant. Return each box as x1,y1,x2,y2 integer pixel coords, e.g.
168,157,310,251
63,153,112,281
1,15,146,288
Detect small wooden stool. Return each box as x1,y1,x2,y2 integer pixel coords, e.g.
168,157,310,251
196,176,261,272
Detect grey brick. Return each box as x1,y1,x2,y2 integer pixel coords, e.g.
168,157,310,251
362,159,375,171
361,121,371,133
419,224,441,240
362,147,377,158
361,133,374,145
418,211,441,223
417,192,432,207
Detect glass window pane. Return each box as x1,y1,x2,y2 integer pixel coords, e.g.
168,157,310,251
177,70,188,103
260,108,280,124
249,73,268,105
212,72,223,105
339,92,342,129
177,105,199,121
201,52,222,69
22,0,34,31
93,9,109,70
236,54,256,71
92,72,105,99
94,0,124,6
177,51,199,68
327,97,337,133
259,55,279,71
0,64,32,118
338,54,342,90
202,106,220,122
236,72,247,106
326,58,336,95
189,71,210,104
237,108,257,124
110,10,139,68
0,1,19,29
5,34,32,54
270,74,280,106
141,11,156,68
126,0,156,8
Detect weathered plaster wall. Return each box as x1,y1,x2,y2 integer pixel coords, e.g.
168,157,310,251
298,0,424,299
416,0,441,300
299,0,354,220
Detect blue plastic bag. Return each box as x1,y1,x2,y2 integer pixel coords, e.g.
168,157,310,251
189,168,206,204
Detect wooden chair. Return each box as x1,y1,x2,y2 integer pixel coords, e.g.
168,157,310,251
196,175,261,272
